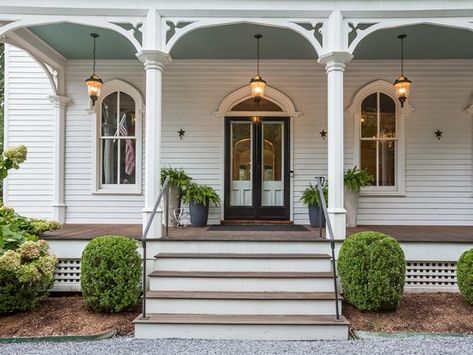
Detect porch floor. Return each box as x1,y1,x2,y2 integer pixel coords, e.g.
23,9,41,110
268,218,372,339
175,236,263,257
42,224,473,243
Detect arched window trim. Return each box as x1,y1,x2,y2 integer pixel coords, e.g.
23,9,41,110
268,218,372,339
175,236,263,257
215,85,302,118
346,80,413,196
91,79,144,194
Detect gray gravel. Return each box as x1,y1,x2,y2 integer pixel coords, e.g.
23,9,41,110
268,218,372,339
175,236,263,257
1,337,473,355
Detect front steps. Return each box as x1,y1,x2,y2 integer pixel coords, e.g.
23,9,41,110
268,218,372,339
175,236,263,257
134,243,349,340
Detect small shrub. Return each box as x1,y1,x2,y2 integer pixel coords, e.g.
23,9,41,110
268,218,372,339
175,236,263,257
0,239,57,313
337,231,406,311
457,248,473,304
81,235,141,313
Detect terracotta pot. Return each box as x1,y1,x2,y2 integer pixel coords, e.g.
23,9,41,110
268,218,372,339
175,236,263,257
344,186,360,227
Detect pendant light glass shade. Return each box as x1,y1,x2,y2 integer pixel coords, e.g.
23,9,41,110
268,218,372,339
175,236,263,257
393,34,411,107
250,74,266,101
85,74,103,105
393,74,411,107
85,33,103,105
250,34,266,101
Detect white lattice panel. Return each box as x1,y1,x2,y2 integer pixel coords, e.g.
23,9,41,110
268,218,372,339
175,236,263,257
405,261,458,292
52,259,81,292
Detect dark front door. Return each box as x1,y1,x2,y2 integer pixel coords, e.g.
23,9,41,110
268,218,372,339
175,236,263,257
224,117,290,220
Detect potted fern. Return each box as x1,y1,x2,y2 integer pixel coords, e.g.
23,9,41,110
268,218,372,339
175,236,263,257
182,183,220,227
300,182,328,227
344,166,374,227
161,166,192,226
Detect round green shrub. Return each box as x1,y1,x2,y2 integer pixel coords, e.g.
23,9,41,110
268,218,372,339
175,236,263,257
0,240,57,313
337,231,406,311
81,235,141,312
457,248,473,304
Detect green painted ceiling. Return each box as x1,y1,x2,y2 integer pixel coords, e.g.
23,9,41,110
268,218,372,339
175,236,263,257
29,23,138,59
354,24,473,59
28,22,473,60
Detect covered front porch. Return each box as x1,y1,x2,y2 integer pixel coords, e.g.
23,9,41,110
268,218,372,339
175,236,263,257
42,223,473,243
2,5,473,241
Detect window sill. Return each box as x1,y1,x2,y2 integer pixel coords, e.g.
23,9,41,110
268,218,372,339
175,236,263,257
360,190,405,197
92,189,142,196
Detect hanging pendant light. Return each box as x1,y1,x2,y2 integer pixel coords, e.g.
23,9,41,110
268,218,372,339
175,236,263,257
393,34,412,107
85,33,103,106
250,34,266,102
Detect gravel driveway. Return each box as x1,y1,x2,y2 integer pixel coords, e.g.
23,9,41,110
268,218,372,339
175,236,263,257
1,337,473,355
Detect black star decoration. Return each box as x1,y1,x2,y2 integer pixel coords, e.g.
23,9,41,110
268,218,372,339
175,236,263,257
434,129,443,140
178,129,186,140
320,130,327,140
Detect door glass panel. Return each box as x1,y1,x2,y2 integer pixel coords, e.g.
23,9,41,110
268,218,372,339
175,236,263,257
261,122,284,206
230,122,252,206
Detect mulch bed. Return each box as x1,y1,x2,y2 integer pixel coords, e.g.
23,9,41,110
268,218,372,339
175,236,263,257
0,293,472,338
344,293,473,334
0,295,140,337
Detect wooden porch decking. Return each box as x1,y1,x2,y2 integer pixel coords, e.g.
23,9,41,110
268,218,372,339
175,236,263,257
42,224,473,243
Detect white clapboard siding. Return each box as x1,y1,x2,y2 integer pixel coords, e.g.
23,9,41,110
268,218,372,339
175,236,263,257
5,50,473,226
3,45,54,219
65,60,145,224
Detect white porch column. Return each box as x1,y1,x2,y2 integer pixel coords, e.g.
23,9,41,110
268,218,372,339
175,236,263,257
48,95,71,223
136,50,171,238
318,52,352,239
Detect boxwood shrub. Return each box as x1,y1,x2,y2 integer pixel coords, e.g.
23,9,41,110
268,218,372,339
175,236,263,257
81,235,141,313
0,240,58,313
457,248,473,304
337,231,406,311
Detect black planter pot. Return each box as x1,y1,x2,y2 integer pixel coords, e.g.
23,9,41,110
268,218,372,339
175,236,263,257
308,204,325,227
189,201,209,227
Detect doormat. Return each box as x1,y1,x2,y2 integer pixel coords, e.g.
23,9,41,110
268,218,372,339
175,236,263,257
208,224,309,232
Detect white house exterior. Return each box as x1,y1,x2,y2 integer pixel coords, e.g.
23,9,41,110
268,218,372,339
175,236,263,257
3,1,473,239
2,0,473,340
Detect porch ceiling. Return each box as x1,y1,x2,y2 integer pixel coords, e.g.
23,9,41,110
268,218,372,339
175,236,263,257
24,22,473,60
28,23,138,59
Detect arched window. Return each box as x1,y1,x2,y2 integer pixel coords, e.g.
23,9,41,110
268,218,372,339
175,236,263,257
360,92,396,187
94,80,143,193
348,80,410,195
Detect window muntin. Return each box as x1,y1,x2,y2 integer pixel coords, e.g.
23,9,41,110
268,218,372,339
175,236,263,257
100,91,137,189
360,92,397,187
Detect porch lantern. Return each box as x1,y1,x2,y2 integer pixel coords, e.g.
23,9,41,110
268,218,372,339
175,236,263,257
85,33,103,106
393,34,412,107
250,34,266,102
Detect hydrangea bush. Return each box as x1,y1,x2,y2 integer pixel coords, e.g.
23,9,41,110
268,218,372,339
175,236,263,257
0,239,58,313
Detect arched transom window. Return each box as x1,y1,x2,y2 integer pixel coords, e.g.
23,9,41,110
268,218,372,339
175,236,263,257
94,80,142,193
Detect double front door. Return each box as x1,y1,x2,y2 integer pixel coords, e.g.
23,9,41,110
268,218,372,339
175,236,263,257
224,117,290,220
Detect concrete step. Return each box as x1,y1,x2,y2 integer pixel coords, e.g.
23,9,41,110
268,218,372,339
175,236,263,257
148,271,335,292
144,290,342,315
154,253,332,272
133,313,349,340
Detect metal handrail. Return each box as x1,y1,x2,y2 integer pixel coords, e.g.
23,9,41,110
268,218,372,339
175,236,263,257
314,176,341,320
141,176,170,319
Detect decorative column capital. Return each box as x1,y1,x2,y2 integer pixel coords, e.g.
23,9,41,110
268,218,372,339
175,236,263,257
48,95,72,108
317,51,353,73
136,50,172,71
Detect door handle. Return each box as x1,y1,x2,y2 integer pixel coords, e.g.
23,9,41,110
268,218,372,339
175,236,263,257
290,170,295,177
